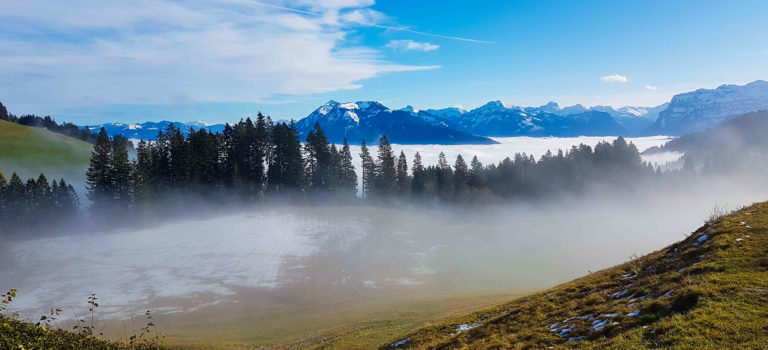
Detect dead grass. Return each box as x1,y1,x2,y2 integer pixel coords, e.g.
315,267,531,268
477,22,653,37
385,201,768,349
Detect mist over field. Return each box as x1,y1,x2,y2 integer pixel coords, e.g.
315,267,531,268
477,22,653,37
2,165,766,345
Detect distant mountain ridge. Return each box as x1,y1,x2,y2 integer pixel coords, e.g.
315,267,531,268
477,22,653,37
83,80,768,143
294,100,496,145
648,80,768,135
84,120,227,140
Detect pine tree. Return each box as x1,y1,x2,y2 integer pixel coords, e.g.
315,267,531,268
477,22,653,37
285,121,305,190
411,152,425,197
329,143,340,190
359,139,375,198
374,135,396,196
86,128,114,212
468,156,486,188
0,171,6,221
436,152,453,201
133,140,153,204
396,151,409,197
112,136,133,210
453,155,469,201
304,123,332,191
4,173,24,226
337,139,358,196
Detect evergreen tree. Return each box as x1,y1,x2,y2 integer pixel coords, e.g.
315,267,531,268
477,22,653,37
133,139,153,205
411,152,426,197
359,139,375,198
468,156,486,188
453,154,469,201
329,143,340,190
396,151,409,197
6,173,25,221
86,128,114,212
0,171,6,221
267,121,304,193
374,135,396,196
435,152,453,200
304,123,332,190
0,102,8,121
337,139,358,196
112,136,133,209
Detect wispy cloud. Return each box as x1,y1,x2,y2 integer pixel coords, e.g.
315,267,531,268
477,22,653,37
645,85,658,90
386,40,439,52
0,0,440,112
600,74,629,83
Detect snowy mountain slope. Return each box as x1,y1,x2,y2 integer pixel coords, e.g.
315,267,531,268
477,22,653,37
423,101,628,137
294,100,496,145
648,80,768,135
84,121,227,140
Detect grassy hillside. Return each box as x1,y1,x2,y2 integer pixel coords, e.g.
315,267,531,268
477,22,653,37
0,119,91,182
385,202,768,349
0,315,161,349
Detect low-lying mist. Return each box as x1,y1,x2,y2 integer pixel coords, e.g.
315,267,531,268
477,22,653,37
1,174,766,334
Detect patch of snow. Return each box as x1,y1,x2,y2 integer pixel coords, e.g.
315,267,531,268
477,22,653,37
567,336,584,342
697,235,708,243
735,238,744,242
660,290,673,298
456,323,481,334
739,222,746,225
591,319,609,331
627,310,640,317
345,110,360,123
339,102,359,110
598,313,619,318
612,289,629,298
391,338,409,347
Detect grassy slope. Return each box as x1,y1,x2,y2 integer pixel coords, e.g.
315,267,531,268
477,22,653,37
0,120,91,181
0,315,158,350
386,202,768,349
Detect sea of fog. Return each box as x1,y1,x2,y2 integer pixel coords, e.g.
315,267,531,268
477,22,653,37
0,135,707,343
349,136,682,183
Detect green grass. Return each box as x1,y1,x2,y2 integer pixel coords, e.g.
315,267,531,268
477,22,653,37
385,202,768,349
0,120,92,181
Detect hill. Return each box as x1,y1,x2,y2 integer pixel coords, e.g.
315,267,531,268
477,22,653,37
643,110,768,171
384,202,768,349
0,120,92,183
0,314,160,349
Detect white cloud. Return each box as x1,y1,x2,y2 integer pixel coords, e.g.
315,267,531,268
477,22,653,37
0,0,438,112
385,39,440,52
645,85,658,90
600,74,629,83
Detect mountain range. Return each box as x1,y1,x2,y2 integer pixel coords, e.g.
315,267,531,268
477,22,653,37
85,80,768,144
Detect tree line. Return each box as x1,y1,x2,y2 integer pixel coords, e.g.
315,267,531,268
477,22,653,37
0,172,79,233
0,101,99,143
83,113,659,216
84,115,359,216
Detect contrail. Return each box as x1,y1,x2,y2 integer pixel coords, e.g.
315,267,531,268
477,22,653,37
248,1,494,44
362,23,494,44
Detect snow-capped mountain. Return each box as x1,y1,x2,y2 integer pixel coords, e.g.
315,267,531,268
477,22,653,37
648,80,768,135
294,100,496,145
84,121,227,140
424,101,628,137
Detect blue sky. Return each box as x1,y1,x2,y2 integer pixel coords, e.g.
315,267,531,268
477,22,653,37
1,0,767,124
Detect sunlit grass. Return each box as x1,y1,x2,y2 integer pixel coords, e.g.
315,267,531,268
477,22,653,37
388,202,768,349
